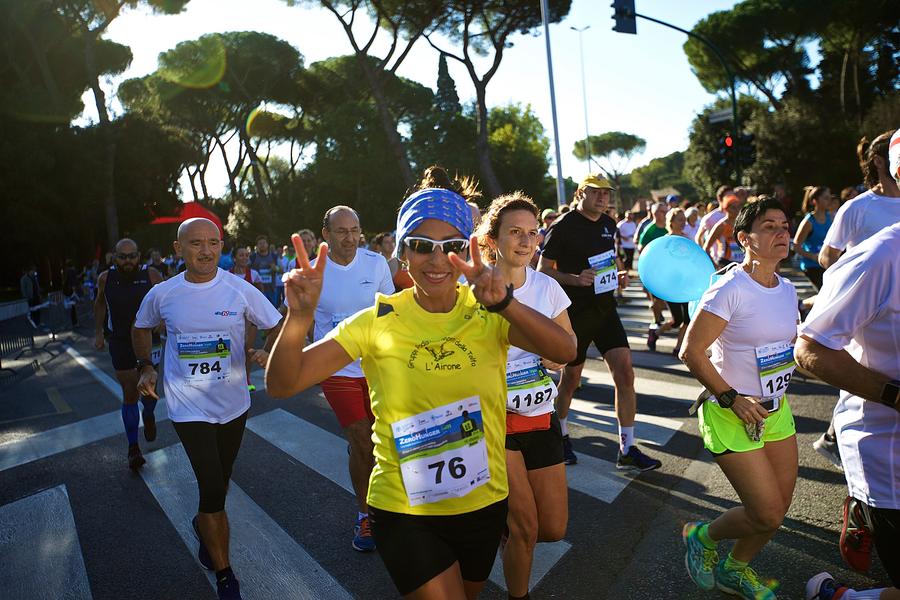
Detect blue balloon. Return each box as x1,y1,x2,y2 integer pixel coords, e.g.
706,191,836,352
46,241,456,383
637,235,715,303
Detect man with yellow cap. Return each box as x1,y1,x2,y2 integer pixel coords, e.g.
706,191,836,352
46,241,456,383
538,174,662,470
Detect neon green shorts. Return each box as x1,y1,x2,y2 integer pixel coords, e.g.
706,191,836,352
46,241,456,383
698,395,796,454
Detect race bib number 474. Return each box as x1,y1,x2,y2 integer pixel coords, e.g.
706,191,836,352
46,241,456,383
391,396,491,507
588,250,618,295
176,331,232,386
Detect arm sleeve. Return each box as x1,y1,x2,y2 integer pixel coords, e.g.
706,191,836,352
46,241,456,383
821,200,856,251
243,284,284,329
377,258,395,295
698,277,737,322
134,287,161,328
548,277,572,318
798,244,889,350
326,307,372,362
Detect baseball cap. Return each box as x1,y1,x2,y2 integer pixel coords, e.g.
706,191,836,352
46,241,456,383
721,193,741,211
541,208,559,220
666,194,680,204
579,174,616,191
889,128,900,183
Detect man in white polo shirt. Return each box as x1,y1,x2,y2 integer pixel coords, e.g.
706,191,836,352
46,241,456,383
796,222,900,600
133,218,282,600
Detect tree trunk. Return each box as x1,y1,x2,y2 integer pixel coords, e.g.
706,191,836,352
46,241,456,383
355,54,416,188
473,84,502,198
83,34,118,249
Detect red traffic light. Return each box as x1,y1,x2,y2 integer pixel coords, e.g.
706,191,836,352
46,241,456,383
724,135,734,147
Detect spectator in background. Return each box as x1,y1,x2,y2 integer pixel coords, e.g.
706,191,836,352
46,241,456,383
773,183,793,221
695,185,734,246
250,234,279,306
793,186,834,290
20,264,43,326
638,202,669,251
297,229,317,260
540,208,559,237
704,194,745,269
371,232,401,279
147,248,170,279
684,206,701,240
666,194,681,211
648,208,694,356
838,186,858,206
218,239,234,271
616,210,637,271
62,259,82,327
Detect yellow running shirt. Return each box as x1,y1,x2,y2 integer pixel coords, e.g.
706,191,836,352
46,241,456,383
329,284,511,516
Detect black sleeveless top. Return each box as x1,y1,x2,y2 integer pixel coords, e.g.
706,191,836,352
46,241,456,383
104,265,154,340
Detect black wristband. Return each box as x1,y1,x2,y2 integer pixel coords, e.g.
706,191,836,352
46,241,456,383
484,284,515,313
135,358,154,371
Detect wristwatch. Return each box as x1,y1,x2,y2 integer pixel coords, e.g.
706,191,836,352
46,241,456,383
135,358,155,371
880,379,900,411
715,388,738,409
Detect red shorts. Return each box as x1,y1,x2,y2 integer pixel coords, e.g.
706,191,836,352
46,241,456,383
320,376,373,428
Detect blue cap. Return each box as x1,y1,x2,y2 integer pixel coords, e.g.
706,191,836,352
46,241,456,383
395,188,473,258
666,194,680,203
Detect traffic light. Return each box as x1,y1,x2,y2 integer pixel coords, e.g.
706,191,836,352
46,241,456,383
738,133,756,168
717,132,735,168
611,0,636,34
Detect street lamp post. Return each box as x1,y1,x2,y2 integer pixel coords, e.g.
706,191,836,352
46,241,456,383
570,25,592,171
540,0,566,208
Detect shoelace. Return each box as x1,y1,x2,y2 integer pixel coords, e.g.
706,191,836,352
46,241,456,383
701,547,718,571
357,517,372,538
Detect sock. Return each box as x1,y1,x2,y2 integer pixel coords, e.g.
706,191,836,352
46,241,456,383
845,590,886,600
697,523,717,549
215,567,234,582
357,511,368,522
141,397,157,419
121,404,139,445
559,417,568,436
619,425,635,453
723,553,748,571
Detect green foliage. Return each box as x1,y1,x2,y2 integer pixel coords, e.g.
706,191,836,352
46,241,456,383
487,103,550,203
572,131,646,186
629,152,697,201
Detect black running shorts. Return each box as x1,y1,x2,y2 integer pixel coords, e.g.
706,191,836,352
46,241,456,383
569,302,630,366
505,413,565,470
107,337,137,371
369,499,508,595
868,504,900,587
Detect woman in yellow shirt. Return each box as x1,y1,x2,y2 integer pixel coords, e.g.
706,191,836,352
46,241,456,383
267,187,575,599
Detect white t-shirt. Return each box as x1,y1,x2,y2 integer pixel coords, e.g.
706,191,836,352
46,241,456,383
134,269,282,423
698,267,798,398
228,268,261,285
683,220,700,241
617,220,637,249
697,209,725,244
313,249,394,378
798,222,900,509
822,189,900,252
508,268,571,365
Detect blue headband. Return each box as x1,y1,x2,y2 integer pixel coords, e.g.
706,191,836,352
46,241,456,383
395,188,473,258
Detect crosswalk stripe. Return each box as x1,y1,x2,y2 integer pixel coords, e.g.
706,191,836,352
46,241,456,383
65,345,120,397
566,453,636,503
580,365,699,404
488,539,572,592
0,485,93,600
246,407,352,494
141,443,353,600
568,398,684,447
248,407,572,593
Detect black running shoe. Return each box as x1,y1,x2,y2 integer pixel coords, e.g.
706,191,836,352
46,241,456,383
127,444,145,470
192,516,215,571
617,446,662,472
216,572,242,600
143,412,156,442
562,435,577,465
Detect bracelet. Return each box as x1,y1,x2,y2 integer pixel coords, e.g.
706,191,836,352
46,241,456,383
485,284,515,313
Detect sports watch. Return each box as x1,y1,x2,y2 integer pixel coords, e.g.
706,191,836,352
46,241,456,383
135,358,155,371
715,388,738,409
880,379,900,411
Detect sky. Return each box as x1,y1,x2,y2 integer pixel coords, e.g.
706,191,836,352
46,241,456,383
81,0,743,199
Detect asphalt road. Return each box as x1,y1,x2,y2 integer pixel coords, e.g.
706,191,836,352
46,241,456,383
0,273,890,599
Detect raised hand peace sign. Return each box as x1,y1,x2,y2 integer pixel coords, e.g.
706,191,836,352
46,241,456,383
448,235,511,307
283,234,328,312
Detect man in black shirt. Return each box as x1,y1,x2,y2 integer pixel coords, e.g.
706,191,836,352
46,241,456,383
539,174,661,471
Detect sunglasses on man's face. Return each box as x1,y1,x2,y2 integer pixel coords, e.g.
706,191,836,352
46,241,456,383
116,252,139,260
404,237,470,255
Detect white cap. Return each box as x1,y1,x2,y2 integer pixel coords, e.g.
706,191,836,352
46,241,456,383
890,128,900,183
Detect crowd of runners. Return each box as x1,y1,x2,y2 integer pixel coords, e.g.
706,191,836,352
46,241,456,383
78,128,900,600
